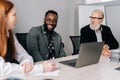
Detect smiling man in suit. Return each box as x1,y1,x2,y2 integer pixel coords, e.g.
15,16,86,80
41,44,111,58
27,10,66,62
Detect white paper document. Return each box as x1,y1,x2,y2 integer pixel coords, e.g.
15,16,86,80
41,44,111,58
27,64,60,76
0,69,60,80
29,69,60,76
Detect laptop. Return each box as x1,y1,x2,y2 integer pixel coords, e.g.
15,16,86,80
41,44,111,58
60,42,104,68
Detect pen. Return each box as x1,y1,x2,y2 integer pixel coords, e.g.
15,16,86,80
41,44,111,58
51,57,55,64
52,57,55,60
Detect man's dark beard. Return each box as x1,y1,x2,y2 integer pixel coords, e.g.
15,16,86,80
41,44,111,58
44,24,56,34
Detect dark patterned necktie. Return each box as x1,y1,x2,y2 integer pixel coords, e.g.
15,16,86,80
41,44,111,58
47,34,56,59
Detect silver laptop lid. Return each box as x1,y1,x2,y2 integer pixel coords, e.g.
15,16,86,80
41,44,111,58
76,42,104,68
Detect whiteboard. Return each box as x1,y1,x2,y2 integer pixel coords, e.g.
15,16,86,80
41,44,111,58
78,5,105,34
106,5,120,44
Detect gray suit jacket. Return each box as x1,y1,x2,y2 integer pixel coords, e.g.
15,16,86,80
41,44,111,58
27,25,66,62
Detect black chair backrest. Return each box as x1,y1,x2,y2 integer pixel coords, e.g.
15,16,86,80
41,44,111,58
16,33,28,51
69,36,80,55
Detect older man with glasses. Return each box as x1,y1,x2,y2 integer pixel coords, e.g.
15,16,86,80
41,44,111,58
80,9,119,56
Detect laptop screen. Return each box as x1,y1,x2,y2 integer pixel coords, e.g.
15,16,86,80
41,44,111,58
60,42,104,68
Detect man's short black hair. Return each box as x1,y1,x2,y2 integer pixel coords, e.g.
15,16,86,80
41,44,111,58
45,10,58,18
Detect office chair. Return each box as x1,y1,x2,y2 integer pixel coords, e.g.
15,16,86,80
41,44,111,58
16,33,28,51
69,36,80,55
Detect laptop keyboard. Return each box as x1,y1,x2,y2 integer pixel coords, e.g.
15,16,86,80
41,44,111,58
60,59,77,67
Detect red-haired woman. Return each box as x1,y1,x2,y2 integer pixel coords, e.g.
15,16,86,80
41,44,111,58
0,0,56,76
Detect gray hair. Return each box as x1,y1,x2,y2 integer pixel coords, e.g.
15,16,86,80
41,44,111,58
92,9,104,18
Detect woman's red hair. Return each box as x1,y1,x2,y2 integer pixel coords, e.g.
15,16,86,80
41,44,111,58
0,0,16,59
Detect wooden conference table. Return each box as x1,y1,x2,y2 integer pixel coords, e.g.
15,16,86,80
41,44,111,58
2,55,120,80
1,55,120,80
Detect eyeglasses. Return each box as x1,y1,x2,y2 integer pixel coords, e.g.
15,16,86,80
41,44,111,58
89,16,103,19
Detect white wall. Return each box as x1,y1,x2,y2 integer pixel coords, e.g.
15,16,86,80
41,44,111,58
105,1,120,46
85,0,114,4
10,0,85,55
85,0,101,4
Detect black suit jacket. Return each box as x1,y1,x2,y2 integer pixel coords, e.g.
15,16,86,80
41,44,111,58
80,24,119,49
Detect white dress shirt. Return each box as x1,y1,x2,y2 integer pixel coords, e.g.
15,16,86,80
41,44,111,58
0,35,43,76
95,28,102,42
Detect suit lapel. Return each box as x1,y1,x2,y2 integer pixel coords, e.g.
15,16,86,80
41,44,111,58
88,26,97,42
52,34,58,57
41,26,48,47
